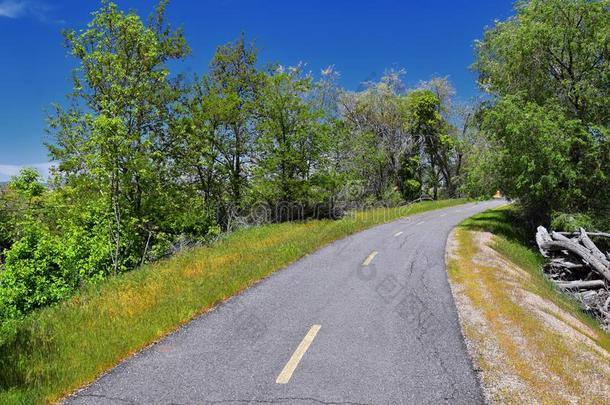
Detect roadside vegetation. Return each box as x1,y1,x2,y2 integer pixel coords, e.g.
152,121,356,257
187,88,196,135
0,0,468,328
0,199,464,404
447,206,610,403
465,0,610,229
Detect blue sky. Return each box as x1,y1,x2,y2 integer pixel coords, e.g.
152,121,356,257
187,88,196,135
0,0,515,180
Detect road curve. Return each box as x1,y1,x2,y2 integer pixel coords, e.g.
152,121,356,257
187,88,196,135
65,200,504,405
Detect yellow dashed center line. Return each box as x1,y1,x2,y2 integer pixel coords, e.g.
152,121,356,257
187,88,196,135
276,325,321,384
362,251,378,266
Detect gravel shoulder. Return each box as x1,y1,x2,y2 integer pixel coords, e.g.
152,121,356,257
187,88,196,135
446,227,610,404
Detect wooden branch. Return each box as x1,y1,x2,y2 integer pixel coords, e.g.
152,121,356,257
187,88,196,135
550,258,583,269
551,231,572,242
536,226,553,257
578,228,608,263
558,231,610,238
555,280,606,290
540,227,610,331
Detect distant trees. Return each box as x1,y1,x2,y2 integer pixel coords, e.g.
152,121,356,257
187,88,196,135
174,35,262,228
253,66,332,218
340,72,463,202
470,0,610,226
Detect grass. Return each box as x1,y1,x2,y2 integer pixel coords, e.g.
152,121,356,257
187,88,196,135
0,198,468,404
448,206,610,403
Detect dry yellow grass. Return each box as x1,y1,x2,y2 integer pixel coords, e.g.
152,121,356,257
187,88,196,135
447,209,610,404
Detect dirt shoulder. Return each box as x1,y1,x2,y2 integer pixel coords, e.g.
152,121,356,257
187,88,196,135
446,227,610,404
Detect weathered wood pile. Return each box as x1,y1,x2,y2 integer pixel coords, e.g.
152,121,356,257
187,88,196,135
536,226,610,331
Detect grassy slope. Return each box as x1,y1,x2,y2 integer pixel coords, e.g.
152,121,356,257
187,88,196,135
0,199,467,404
448,206,610,403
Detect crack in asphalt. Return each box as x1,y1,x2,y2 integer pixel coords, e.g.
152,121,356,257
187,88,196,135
405,254,461,403
204,397,372,405
81,393,373,405
79,393,137,404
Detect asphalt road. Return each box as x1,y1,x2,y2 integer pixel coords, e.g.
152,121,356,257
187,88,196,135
66,200,504,405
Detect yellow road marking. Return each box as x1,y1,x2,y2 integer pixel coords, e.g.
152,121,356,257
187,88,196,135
276,325,321,384
394,231,403,237
362,251,378,266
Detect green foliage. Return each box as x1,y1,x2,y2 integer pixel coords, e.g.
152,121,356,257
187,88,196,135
484,97,581,212
472,0,610,225
459,141,499,199
0,168,47,255
7,168,45,200
0,186,112,322
481,94,610,222
550,212,596,232
253,66,329,210
0,224,74,319
475,0,610,125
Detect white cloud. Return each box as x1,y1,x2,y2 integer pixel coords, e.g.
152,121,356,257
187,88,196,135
0,0,27,18
0,1,53,21
0,162,54,182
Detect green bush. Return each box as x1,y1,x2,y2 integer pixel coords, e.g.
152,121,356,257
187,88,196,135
0,189,114,322
550,212,596,232
0,224,74,319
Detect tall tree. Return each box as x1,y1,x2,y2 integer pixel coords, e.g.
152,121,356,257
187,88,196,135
206,35,262,207
253,66,329,218
48,0,189,272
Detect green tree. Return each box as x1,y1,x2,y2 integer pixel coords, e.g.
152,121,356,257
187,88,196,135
0,168,47,255
7,168,45,200
340,72,415,199
403,90,447,198
473,0,610,223
48,0,190,272
482,96,609,222
253,66,329,218
475,0,610,125
206,35,262,207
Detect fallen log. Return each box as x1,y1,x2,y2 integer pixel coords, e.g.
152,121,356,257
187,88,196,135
555,280,606,290
558,231,610,238
536,226,610,284
536,226,610,331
